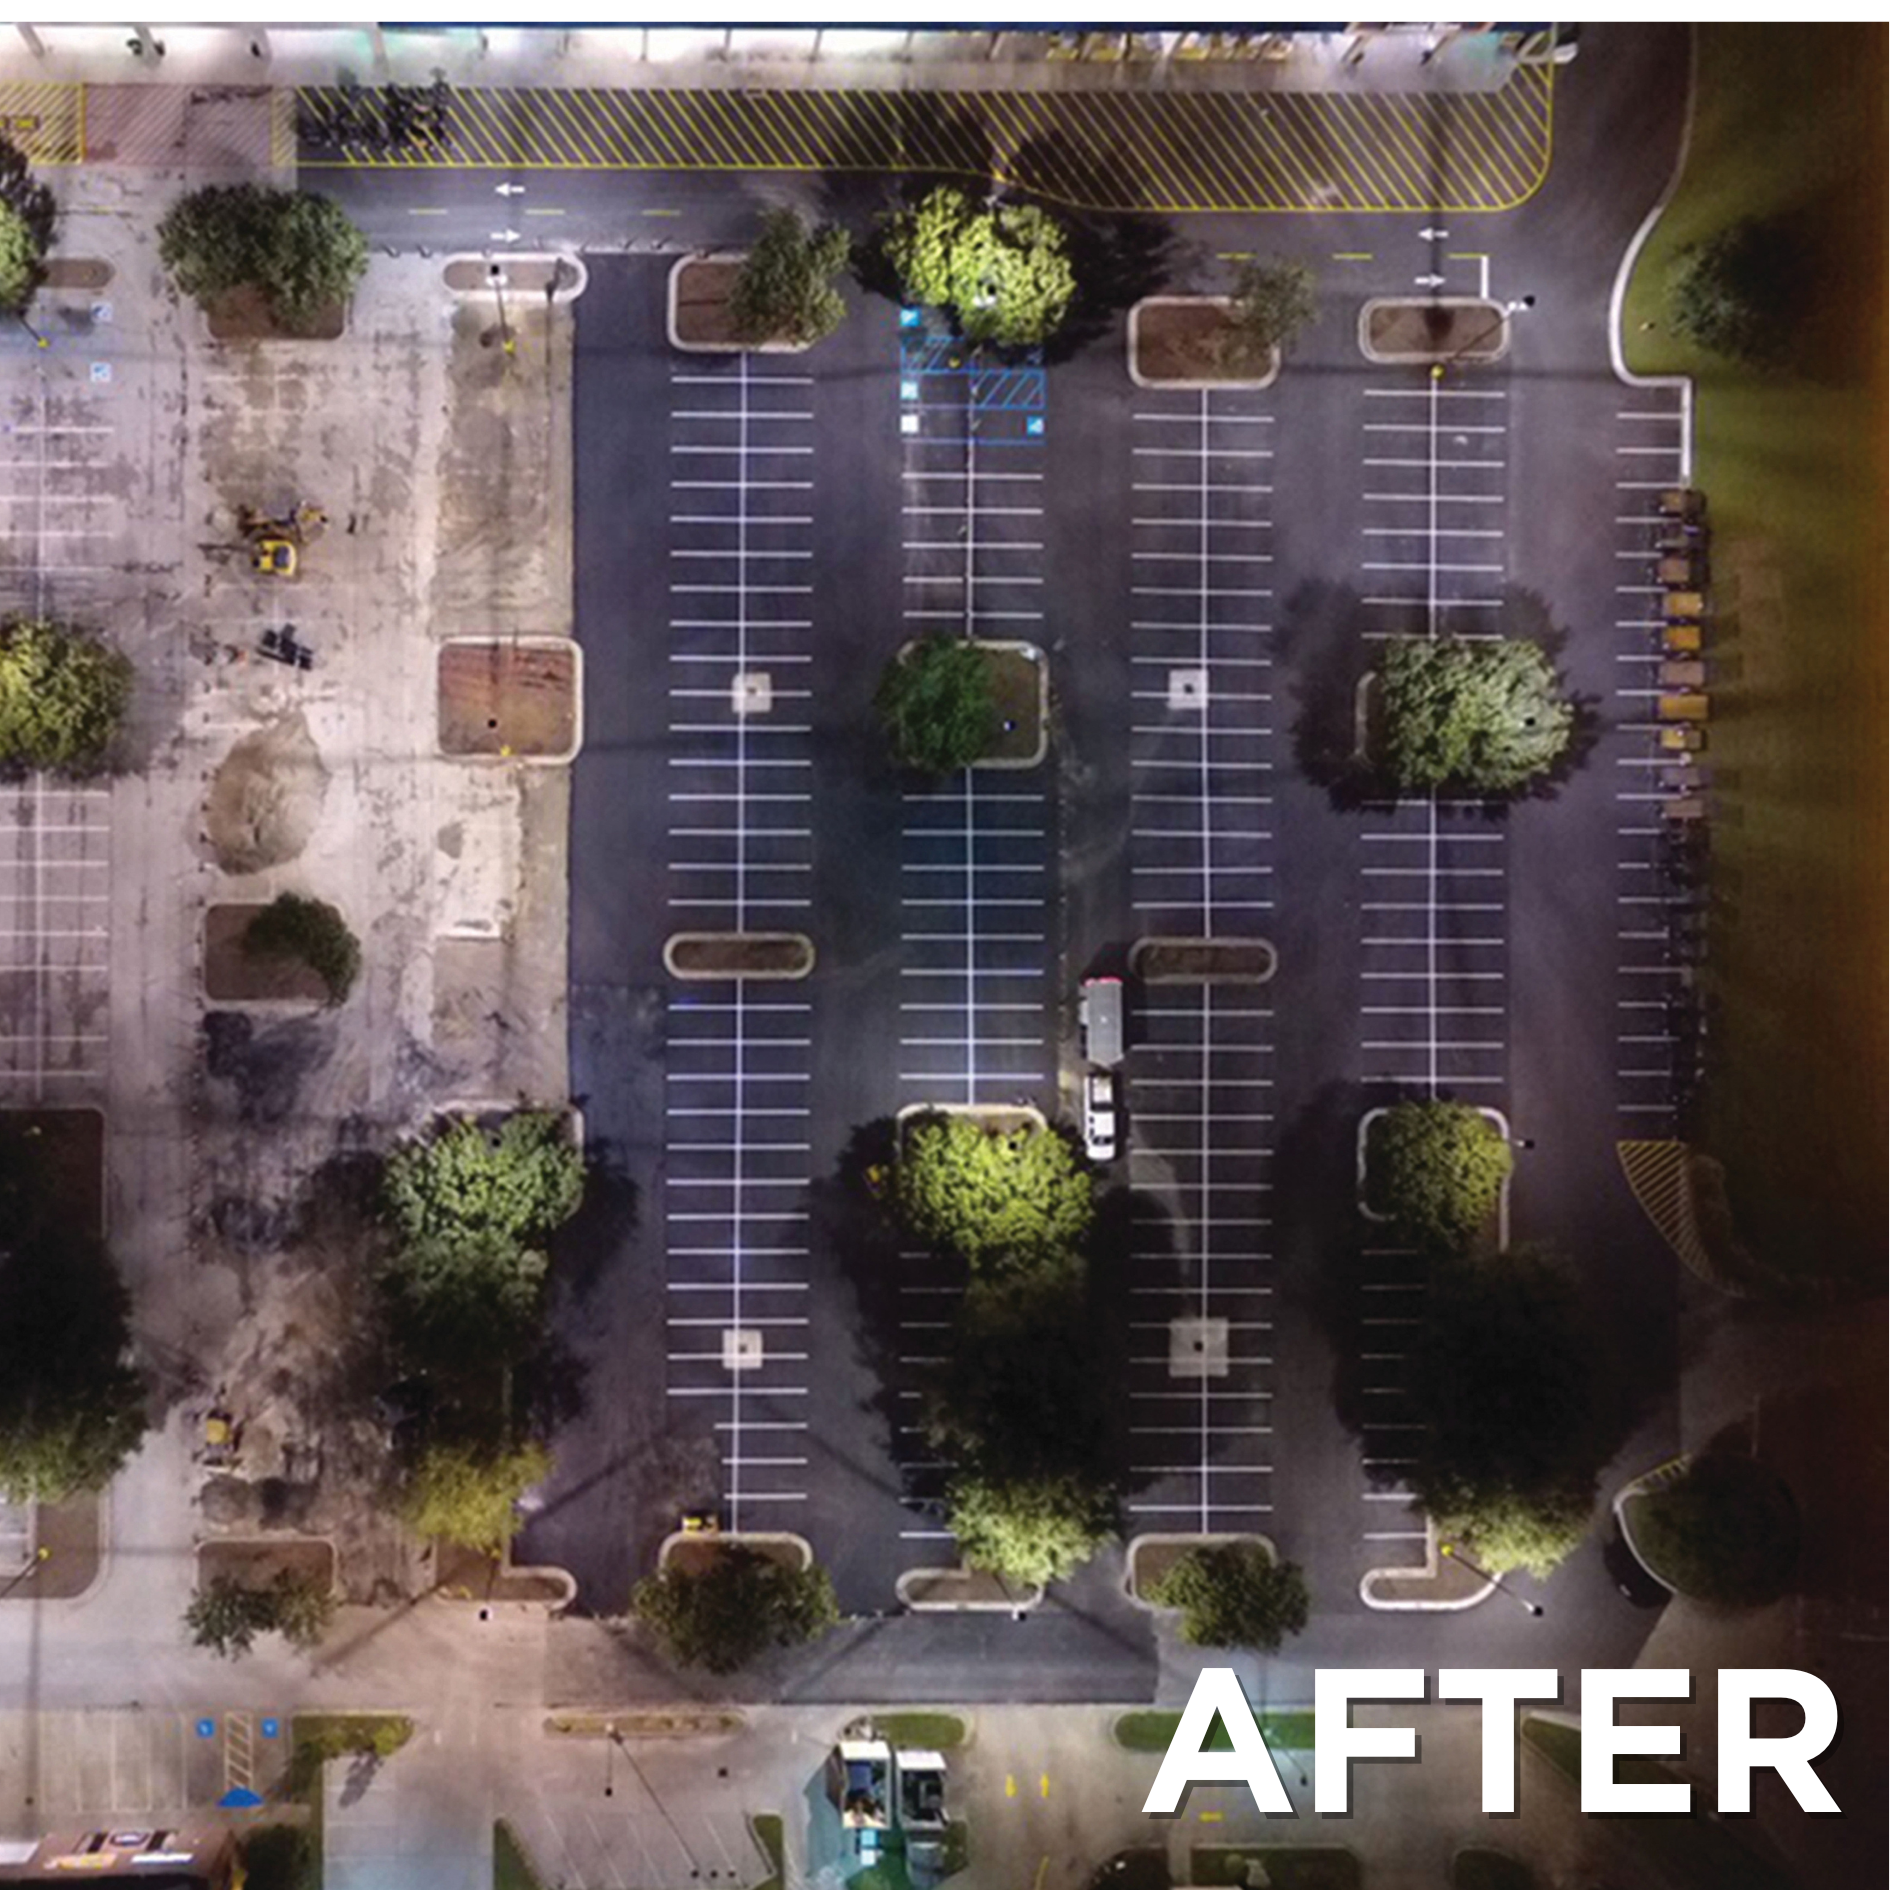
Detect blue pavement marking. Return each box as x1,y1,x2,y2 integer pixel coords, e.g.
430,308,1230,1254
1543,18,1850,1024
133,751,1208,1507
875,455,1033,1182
196,1719,217,1739
261,1718,280,1739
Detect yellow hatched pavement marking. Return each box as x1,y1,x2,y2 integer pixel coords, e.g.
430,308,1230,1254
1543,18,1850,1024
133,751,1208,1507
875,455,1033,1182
296,73,1553,211
0,82,82,164
1616,1140,1717,1281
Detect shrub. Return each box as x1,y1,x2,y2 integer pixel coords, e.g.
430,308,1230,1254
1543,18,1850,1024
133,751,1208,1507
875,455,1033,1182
380,1231,550,1374
0,141,54,312
1666,218,1802,367
158,184,368,333
730,208,850,346
1378,636,1574,794
1630,1453,1799,1606
401,1439,550,1554
882,187,1076,346
875,635,997,775
633,1548,838,1673
1367,1101,1512,1252
243,893,360,1004
0,616,132,775
1149,1541,1310,1651
185,1568,335,1658
892,1112,1094,1272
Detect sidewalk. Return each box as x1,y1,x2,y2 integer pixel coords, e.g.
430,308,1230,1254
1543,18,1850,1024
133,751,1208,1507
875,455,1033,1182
0,24,1528,95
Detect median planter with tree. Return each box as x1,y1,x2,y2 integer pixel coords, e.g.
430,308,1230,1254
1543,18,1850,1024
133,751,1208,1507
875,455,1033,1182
1360,296,1511,365
881,187,1076,347
1129,258,1315,389
157,183,367,340
1406,1249,1612,1578
401,1439,550,1557
669,210,849,353
0,616,132,775
1376,635,1575,795
0,142,55,313
222,894,360,1005
186,1549,336,1659
634,1541,838,1673
1622,1452,1799,1607
1361,1100,1512,1252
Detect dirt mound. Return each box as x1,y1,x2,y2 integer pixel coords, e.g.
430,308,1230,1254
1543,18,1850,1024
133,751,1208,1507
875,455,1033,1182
206,712,329,874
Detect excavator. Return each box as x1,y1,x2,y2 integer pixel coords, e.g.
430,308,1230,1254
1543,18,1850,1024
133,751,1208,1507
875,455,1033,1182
238,500,327,578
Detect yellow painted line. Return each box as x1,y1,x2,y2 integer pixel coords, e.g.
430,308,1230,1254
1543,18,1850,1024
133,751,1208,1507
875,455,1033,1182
1200,1809,1225,1823
1005,1773,1017,1799
1333,252,1374,261
1032,1859,1048,1890
641,208,682,218
1040,1771,1050,1798
407,206,448,216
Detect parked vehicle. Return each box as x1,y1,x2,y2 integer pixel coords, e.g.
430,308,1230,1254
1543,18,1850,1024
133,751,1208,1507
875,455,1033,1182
1082,1070,1118,1164
897,1748,950,1866
1079,976,1123,1069
827,1738,891,1844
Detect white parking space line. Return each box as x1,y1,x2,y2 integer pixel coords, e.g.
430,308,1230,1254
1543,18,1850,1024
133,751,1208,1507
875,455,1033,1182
661,356,817,1526
1124,388,1277,1534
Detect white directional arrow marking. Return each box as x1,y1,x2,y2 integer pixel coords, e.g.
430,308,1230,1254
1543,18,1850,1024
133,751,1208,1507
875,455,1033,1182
1418,226,1450,241
495,182,527,197
1414,273,1447,288
490,229,522,244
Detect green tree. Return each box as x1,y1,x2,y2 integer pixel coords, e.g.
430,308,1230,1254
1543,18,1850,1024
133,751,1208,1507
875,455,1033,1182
383,1112,584,1248
244,893,360,1004
269,1568,338,1649
157,184,368,334
730,207,850,347
1630,1453,1799,1607
633,1547,839,1673
1149,1541,1310,1651
882,187,1076,346
0,139,54,313
1406,1250,1605,1579
1378,636,1574,794
380,1231,550,1374
400,1439,550,1554
1226,256,1318,365
186,1575,273,1659
1666,218,1801,367
0,1229,147,1503
1367,1100,1512,1253
946,1467,1115,1587
0,616,132,775
892,1112,1094,1272
875,635,997,775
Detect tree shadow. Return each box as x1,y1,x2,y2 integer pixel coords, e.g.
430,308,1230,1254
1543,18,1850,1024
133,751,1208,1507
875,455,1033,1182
548,1152,638,1306
1278,577,1377,810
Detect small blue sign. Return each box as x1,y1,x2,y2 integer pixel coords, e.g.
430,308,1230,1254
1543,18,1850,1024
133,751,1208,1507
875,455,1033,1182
898,307,922,329
196,1719,216,1739
1026,416,1045,437
260,1718,280,1740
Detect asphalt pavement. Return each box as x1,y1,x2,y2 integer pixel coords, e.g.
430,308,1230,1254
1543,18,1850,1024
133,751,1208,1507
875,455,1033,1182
495,22,1703,1697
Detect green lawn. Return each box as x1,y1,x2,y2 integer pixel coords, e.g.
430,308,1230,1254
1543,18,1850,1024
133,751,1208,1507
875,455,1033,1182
494,1820,549,1890
873,1712,968,1750
1521,1717,1790,1890
1622,24,1886,1286
1113,1710,1314,1752
1189,1847,1360,1890
751,1813,785,1890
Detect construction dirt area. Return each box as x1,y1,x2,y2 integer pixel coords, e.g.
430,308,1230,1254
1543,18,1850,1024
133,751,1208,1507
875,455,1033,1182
165,257,577,1597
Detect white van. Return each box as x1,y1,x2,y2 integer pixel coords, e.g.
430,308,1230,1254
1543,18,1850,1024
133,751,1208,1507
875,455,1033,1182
1079,976,1124,1069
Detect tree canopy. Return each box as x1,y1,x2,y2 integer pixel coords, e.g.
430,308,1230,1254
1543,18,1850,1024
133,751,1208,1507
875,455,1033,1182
1378,636,1574,794
946,1467,1115,1587
633,1547,838,1673
0,140,54,313
882,187,1076,346
1629,1453,1799,1606
1367,1100,1512,1253
383,1111,584,1249
185,1570,334,1659
0,617,132,775
730,208,851,347
244,893,360,1005
400,1439,549,1554
1227,257,1319,363
892,1113,1094,1272
1666,218,1802,367
380,1232,550,1375
1406,1249,1606,1578
875,635,998,775
0,1228,147,1504
157,184,368,332
1149,1541,1310,1651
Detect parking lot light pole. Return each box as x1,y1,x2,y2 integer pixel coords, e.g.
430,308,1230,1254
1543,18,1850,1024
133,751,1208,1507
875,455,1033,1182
1433,293,1534,379
0,1546,50,1600
487,262,515,356
1440,1540,1544,1616
12,312,49,349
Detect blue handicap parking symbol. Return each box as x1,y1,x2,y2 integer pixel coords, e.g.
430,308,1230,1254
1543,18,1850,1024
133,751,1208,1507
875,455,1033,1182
900,379,919,401
898,307,922,329
196,1718,216,1739
1026,416,1045,437
261,1718,280,1739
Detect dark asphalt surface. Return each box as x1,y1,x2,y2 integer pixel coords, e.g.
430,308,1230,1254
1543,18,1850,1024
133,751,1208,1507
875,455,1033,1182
433,23,1704,1700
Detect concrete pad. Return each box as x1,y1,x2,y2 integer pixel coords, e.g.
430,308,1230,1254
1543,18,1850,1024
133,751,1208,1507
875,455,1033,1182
1169,666,1210,711
731,670,773,716
1169,1316,1230,1379
722,1328,764,1372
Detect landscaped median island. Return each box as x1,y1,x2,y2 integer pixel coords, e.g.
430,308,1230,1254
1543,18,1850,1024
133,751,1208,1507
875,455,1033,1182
1130,1536,1310,1654
1618,1450,1799,1608
186,1539,336,1659
1128,257,1317,388
668,209,850,353
664,932,816,981
634,1533,838,1674
1359,296,1513,365
204,895,360,1005
437,638,582,761
877,635,1048,773
1131,937,1277,985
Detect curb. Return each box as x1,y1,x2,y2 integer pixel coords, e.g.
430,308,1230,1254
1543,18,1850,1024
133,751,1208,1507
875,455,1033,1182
896,1565,1046,1613
1356,1104,1512,1247
1360,1518,1496,1612
1358,294,1509,365
1127,296,1279,390
444,253,588,304
667,252,812,354
436,634,584,765
663,932,816,982
1123,1531,1275,1612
